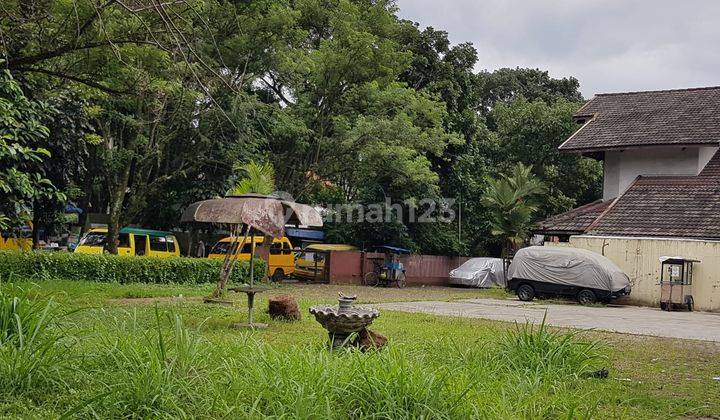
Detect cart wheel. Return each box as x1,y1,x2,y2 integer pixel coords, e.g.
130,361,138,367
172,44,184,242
517,284,535,302
660,302,669,311
685,296,694,312
396,271,406,288
363,272,380,287
577,289,597,305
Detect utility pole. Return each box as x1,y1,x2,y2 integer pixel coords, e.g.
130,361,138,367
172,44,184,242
458,191,462,244
456,174,462,246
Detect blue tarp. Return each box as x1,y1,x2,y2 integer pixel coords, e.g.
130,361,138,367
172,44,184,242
285,227,325,241
372,245,411,254
64,203,84,214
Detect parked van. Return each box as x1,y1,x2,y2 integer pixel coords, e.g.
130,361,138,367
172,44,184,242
294,244,358,281
207,236,295,282
75,228,180,257
507,246,631,305
0,231,32,251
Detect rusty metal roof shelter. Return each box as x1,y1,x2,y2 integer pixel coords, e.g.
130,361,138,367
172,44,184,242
181,193,323,328
181,193,323,238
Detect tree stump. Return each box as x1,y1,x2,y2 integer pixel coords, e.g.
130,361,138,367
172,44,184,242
352,328,387,351
268,294,300,321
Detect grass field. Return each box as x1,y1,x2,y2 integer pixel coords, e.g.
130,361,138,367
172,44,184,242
1,279,719,419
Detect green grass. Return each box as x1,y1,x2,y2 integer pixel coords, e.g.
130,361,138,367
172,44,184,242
1,279,719,419
0,283,75,395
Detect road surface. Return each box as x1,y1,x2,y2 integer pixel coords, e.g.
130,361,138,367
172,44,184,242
375,298,720,342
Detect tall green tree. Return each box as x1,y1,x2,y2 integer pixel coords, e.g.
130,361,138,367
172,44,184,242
0,0,603,257
30,92,95,246
2,0,261,250
491,98,603,218
393,23,597,255
0,70,61,232
476,67,583,120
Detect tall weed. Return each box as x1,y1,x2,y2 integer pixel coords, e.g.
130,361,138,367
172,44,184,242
96,306,211,418
497,314,605,380
0,282,74,393
0,289,609,418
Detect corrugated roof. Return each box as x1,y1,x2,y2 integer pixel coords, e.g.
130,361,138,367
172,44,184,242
560,86,720,152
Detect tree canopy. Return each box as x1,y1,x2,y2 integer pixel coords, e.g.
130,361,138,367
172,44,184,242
0,0,601,255
0,70,62,231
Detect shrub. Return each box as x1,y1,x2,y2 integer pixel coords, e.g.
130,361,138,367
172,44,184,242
0,251,265,285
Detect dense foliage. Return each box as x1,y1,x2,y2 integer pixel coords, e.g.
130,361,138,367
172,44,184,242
0,0,602,255
0,251,262,285
0,71,61,231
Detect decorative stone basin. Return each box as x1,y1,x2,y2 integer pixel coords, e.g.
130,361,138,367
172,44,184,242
310,294,379,348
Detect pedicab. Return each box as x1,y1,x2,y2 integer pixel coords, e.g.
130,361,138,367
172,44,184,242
362,245,410,288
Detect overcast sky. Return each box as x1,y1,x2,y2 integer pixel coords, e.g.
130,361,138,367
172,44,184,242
396,0,720,98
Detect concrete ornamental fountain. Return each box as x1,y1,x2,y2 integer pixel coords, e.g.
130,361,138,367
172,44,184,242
309,293,380,349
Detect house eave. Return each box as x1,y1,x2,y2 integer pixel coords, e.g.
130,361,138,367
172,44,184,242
575,233,720,244
559,141,720,155
532,229,585,236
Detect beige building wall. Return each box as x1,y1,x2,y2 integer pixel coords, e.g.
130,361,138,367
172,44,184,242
601,146,719,201
547,236,720,311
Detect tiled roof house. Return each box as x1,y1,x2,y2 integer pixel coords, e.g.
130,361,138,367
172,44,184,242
537,87,720,241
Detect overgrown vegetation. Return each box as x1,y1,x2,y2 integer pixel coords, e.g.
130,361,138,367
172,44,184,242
498,316,604,380
0,282,605,418
0,283,71,394
1,280,718,418
0,70,63,231
0,251,264,285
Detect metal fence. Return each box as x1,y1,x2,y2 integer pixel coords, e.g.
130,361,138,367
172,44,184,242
326,251,470,286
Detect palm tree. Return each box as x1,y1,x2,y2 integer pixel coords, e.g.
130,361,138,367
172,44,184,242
211,160,277,298
481,163,545,258
227,160,276,196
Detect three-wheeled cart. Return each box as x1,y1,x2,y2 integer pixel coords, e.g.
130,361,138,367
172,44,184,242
362,245,409,288
659,256,700,312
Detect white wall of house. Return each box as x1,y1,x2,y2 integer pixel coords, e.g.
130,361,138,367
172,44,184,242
548,235,720,311
602,146,719,200
699,146,719,172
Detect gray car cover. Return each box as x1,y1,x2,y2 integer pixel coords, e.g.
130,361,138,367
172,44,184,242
449,258,506,288
508,246,629,292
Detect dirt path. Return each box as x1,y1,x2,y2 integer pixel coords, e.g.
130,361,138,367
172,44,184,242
375,298,720,342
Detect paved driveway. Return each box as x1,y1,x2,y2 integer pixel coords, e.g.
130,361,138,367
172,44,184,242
375,299,720,342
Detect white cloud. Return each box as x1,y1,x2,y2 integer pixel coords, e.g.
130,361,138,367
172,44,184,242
396,0,720,97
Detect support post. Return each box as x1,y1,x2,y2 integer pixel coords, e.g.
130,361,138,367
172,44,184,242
249,227,255,288
248,291,255,325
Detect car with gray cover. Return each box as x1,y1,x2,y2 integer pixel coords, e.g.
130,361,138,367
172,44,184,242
507,246,631,304
449,257,505,288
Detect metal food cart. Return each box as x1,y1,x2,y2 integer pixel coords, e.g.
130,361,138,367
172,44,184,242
659,256,700,312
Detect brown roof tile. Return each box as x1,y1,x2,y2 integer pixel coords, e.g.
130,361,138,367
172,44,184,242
560,87,720,152
587,150,720,239
535,200,614,234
